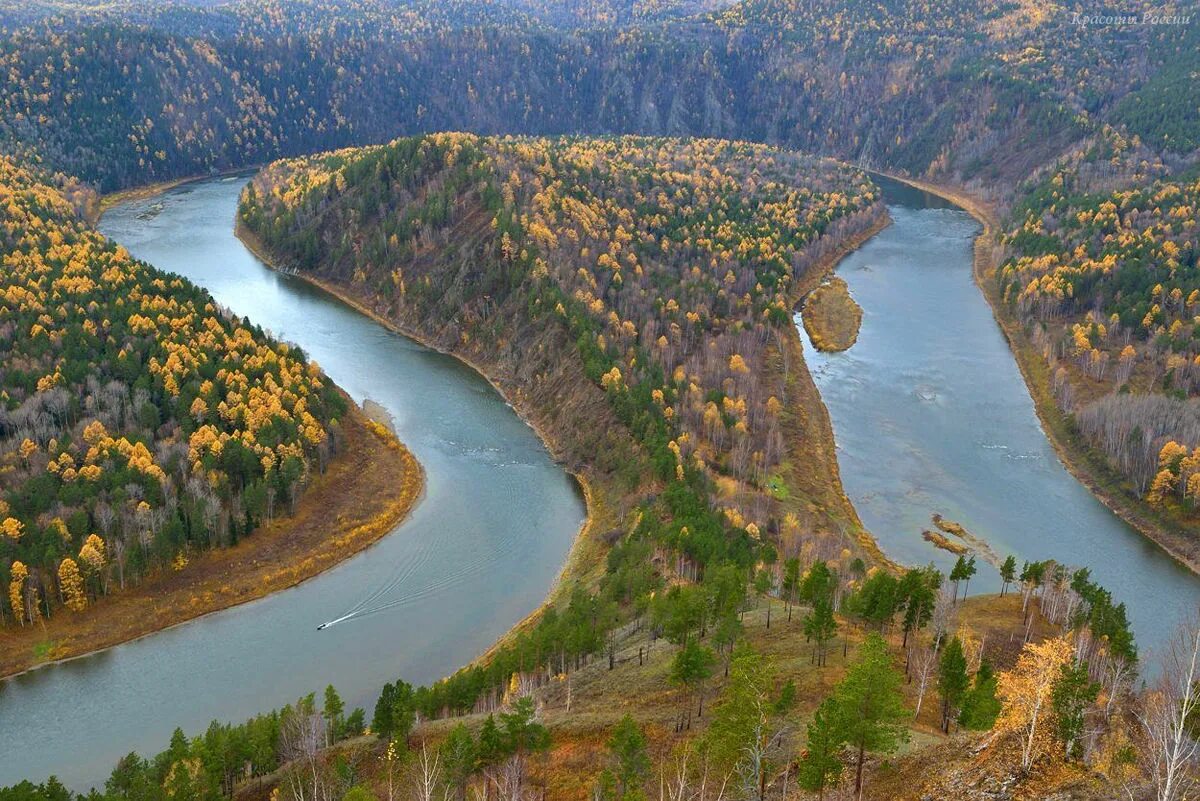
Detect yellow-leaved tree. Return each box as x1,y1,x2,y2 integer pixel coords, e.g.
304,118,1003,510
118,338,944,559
995,636,1074,772
8,561,28,625
58,557,87,612
1,516,23,542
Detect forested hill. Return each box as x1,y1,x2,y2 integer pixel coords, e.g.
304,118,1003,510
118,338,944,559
0,0,1195,195
0,157,347,626
241,133,884,570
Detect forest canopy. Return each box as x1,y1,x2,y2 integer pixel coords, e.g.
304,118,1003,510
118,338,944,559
0,157,346,626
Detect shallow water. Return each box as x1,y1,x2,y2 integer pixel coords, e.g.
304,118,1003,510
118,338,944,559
0,176,585,790
797,177,1200,663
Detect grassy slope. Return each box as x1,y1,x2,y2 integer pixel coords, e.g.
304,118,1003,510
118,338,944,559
233,594,1103,801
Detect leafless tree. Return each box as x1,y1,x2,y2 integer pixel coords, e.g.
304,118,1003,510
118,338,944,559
1140,615,1200,801
412,741,448,801
279,698,332,801
909,641,939,720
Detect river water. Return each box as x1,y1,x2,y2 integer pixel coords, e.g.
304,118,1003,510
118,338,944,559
0,176,585,790
797,177,1200,661
5,172,1198,792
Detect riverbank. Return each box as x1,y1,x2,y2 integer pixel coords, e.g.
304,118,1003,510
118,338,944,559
879,171,1200,576
234,222,617,624
89,166,261,223
0,403,423,680
784,208,898,569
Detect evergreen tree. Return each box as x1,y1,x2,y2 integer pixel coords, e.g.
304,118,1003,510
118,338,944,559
832,634,910,794
781,557,801,621
960,556,977,599
937,638,969,734
1051,660,1100,760
440,723,478,801
670,640,716,728
477,714,505,767
898,566,939,647
958,662,1001,731
999,556,1017,597
753,568,774,627
705,643,771,779
596,715,650,801
796,697,844,801
323,685,345,741
848,572,899,631
800,560,836,606
372,680,415,742
949,557,966,603
803,598,838,667
498,697,550,796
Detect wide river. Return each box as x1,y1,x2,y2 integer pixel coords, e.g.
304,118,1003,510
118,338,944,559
3,172,1198,791
797,177,1200,661
0,176,585,790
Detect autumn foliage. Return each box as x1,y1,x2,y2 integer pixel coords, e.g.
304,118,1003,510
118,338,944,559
0,157,346,625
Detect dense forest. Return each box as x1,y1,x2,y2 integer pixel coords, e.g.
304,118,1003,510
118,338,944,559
0,0,1192,530
0,156,346,625
0,0,1199,798
241,132,883,569
997,128,1200,519
0,0,1194,194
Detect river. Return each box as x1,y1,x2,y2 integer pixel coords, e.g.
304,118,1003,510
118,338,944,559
797,176,1200,661
5,171,1198,792
0,176,585,791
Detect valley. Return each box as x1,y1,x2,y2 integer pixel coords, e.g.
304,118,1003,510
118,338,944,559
1,1,1198,799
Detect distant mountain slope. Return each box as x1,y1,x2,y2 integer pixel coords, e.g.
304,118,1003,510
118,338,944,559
0,0,1193,194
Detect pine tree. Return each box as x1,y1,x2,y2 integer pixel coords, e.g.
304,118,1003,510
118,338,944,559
440,723,478,801
796,697,844,800
477,714,505,767
323,685,345,741
1051,660,1100,760
999,556,1017,597
898,566,938,647
958,662,1001,731
832,633,910,794
600,715,650,801
937,638,969,734
705,643,772,783
670,640,715,728
803,598,838,667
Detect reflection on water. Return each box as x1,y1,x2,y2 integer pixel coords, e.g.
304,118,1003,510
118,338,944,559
0,177,585,791
797,176,1200,663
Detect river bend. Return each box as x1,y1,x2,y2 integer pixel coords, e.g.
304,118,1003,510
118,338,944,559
0,176,585,790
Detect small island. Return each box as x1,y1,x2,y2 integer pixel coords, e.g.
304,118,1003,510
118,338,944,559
802,277,863,352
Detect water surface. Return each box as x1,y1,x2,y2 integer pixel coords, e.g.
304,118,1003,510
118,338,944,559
0,176,584,790
797,177,1200,659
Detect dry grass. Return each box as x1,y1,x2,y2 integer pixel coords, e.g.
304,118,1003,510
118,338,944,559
231,594,1093,801
801,278,863,353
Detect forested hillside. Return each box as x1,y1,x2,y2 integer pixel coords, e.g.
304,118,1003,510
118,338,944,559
0,0,1199,798
241,133,884,568
1,0,1194,194
996,128,1200,531
0,156,347,626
